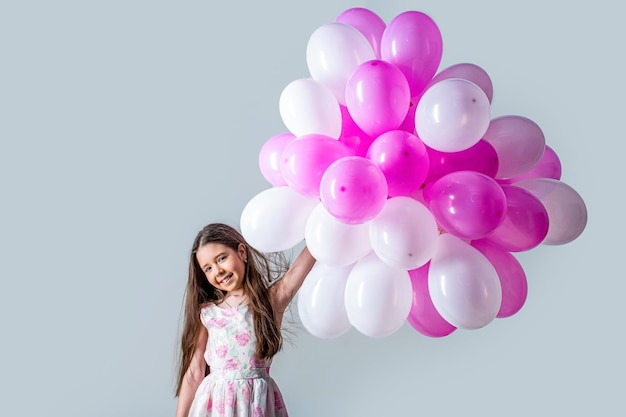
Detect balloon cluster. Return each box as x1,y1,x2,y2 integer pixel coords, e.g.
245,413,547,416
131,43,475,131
240,8,587,338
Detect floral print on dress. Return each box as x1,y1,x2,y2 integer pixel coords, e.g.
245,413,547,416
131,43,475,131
235,332,250,346
187,304,289,417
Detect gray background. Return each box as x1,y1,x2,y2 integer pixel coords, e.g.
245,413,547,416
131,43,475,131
1,0,622,415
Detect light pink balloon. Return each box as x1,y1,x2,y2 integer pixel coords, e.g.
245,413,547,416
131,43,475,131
338,105,373,157
479,184,549,252
428,234,502,330
513,178,587,245
500,145,562,184
280,133,352,198
425,139,499,185
428,171,507,240
335,7,386,59
258,132,295,186
305,202,372,267
306,23,376,106
366,130,429,197
471,240,527,318
380,11,443,97
320,156,388,224
415,78,491,152
345,60,411,138
345,252,413,337
298,263,352,339
407,263,457,337
428,63,494,103
369,196,439,270
483,115,546,180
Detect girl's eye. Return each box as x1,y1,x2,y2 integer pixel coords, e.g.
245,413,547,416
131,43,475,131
218,256,226,263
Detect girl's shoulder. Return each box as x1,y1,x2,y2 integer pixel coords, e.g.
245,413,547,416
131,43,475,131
199,302,218,323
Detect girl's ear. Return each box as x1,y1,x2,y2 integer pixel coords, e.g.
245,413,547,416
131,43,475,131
238,243,247,262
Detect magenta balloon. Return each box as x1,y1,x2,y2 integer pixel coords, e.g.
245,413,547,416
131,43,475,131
380,11,443,97
429,63,494,103
258,132,295,186
335,7,386,59
338,105,373,157
366,130,429,197
280,134,352,198
398,98,418,133
500,145,562,184
345,60,411,138
407,263,456,337
425,139,499,185
483,115,546,180
320,156,388,224
470,240,527,318
428,171,507,239
479,184,549,252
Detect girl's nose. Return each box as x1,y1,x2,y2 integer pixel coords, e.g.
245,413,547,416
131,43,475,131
214,266,224,278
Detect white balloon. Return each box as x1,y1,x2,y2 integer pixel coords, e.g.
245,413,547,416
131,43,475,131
513,178,587,245
369,196,438,270
415,78,491,152
305,203,372,266
297,263,352,338
428,234,502,329
344,252,412,337
306,22,376,105
240,186,318,252
279,78,342,138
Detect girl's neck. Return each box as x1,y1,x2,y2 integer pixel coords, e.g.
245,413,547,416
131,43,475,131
226,290,244,298
223,291,247,308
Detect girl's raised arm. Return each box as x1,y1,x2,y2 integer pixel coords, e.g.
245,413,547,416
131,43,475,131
269,246,316,316
175,327,208,417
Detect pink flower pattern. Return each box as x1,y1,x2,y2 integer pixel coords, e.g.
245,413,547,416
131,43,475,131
235,332,250,346
216,344,228,359
187,304,288,417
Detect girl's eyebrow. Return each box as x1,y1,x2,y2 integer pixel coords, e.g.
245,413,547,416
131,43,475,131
200,252,227,270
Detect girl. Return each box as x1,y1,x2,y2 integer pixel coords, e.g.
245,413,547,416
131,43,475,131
175,223,316,417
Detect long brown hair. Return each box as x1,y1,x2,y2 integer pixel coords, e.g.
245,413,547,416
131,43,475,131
175,223,289,395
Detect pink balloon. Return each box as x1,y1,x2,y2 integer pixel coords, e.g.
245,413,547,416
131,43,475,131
335,7,386,59
345,60,411,138
471,240,527,318
428,171,507,240
500,145,562,184
366,130,429,197
428,63,494,103
479,184,549,252
398,98,418,133
407,263,457,337
483,115,546,180
380,11,443,97
280,134,352,198
258,132,295,186
320,156,388,224
415,78,491,152
513,178,587,245
425,139,499,185
338,105,373,157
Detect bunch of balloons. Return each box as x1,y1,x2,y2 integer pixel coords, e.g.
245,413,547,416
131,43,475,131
240,8,587,338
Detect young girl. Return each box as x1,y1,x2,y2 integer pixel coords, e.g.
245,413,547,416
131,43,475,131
175,223,316,417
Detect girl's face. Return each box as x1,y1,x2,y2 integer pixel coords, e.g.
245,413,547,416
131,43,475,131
196,242,247,293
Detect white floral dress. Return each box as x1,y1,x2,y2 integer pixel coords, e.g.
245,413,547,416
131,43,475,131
187,304,289,417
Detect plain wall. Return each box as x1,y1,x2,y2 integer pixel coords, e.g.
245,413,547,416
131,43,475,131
0,0,622,415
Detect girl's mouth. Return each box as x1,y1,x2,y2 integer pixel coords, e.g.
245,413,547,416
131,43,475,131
220,274,233,285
